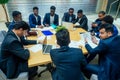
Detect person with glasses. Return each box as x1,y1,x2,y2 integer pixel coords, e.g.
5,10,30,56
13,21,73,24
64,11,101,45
43,6,59,27
62,8,76,23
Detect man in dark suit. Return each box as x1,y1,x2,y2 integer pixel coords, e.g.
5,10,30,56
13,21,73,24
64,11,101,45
74,9,88,31
102,15,118,37
91,11,106,34
62,8,76,23
50,27,87,80
0,21,38,79
84,23,120,80
43,6,59,27
29,7,43,28
8,11,22,31
8,11,42,45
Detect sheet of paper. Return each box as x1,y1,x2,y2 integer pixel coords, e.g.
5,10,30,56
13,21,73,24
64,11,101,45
46,36,52,39
74,22,80,26
69,40,80,48
37,35,46,42
29,44,42,53
31,27,54,31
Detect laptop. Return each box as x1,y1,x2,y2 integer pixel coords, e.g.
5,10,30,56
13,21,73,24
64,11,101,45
62,21,74,31
42,36,53,54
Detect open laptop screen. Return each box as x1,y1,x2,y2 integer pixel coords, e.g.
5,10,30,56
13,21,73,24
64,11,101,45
42,44,52,54
42,36,53,54
62,21,74,30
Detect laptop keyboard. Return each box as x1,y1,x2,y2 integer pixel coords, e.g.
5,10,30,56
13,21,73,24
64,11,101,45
43,44,52,54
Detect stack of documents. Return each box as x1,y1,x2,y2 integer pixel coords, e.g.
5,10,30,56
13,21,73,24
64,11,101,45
79,32,99,48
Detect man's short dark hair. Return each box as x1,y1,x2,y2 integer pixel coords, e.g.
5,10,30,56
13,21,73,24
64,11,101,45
13,21,30,30
99,11,106,15
99,23,113,33
50,6,56,10
102,15,114,24
69,8,74,11
33,7,38,10
12,11,21,17
56,29,70,46
77,9,83,14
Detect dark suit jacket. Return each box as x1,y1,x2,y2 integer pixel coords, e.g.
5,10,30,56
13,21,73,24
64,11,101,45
0,31,30,78
50,46,87,80
8,21,15,31
43,13,59,26
74,15,88,31
85,36,120,80
29,14,41,28
92,19,102,33
62,12,76,23
8,21,37,45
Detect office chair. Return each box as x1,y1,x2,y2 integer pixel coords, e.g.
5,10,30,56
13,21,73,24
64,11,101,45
38,63,53,77
5,22,11,28
0,30,7,42
1,30,7,37
0,69,28,80
0,44,28,80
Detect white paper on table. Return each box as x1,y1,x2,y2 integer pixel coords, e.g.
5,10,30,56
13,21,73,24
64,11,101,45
29,44,42,53
31,27,54,31
41,27,54,31
74,22,80,26
37,35,46,42
47,36,52,39
79,40,85,47
79,32,99,48
51,30,56,34
69,40,80,48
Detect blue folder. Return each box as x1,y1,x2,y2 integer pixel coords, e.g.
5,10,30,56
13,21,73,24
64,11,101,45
41,30,53,36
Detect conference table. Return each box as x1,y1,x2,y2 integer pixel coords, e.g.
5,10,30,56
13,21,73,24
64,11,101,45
27,28,88,67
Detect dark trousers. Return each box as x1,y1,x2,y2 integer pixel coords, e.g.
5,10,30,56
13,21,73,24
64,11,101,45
83,64,99,79
28,66,38,80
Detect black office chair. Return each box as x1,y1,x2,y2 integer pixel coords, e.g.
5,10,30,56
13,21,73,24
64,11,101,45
5,22,11,28
0,30,7,42
38,63,54,77
1,30,7,37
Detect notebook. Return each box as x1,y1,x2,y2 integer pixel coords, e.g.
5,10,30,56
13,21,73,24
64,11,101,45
41,30,53,36
62,21,74,31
